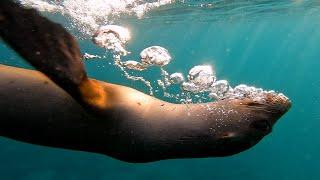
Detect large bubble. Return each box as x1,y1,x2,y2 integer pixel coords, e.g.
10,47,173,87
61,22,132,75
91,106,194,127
92,25,131,55
182,65,216,93
140,46,172,67
169,73,185,84
188,65,215,86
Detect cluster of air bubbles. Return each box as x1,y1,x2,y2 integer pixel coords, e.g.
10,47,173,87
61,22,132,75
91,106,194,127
19,0,63,13
18,0,289,104
91,25,157,95
90,24,288,103
122,46,174,96
19,0,175,35
177,65,286,102
173,65,231,101
90,24,183,97
226,84,286,104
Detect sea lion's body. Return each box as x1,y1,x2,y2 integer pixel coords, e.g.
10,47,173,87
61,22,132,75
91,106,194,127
0,64,289,162
0,1,291,163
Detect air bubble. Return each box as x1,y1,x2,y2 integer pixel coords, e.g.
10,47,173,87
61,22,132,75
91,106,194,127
169,73,185,84
92,25,131,55
140,46,172,67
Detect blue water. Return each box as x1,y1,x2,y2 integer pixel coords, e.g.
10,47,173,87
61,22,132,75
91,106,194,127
1,1,320,179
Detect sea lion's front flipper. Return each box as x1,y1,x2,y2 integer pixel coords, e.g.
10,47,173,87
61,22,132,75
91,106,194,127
0,1,107,112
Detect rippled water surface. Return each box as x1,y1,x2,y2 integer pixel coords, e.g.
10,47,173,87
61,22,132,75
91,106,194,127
1,0,320,179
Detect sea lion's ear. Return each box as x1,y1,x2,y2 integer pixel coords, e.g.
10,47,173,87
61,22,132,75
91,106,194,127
0,1,108,112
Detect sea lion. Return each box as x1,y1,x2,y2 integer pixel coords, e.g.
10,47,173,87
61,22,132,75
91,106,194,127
0,1,291,163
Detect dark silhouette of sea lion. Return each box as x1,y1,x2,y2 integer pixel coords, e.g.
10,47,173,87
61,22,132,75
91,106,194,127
0,1,291,163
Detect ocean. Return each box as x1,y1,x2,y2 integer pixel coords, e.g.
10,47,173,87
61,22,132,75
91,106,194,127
0,0,320,179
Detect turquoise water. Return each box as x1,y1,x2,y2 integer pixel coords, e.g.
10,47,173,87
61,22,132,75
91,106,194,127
1,0,320,179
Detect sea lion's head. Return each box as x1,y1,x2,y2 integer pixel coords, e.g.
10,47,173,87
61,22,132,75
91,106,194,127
203,93,291,157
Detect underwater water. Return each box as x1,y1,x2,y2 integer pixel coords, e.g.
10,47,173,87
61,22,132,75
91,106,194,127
1,0,320,179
